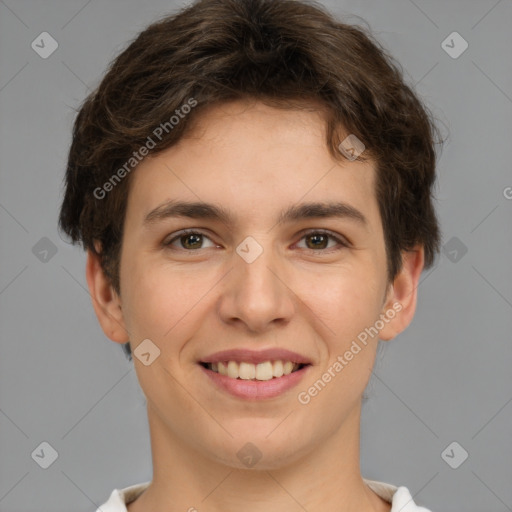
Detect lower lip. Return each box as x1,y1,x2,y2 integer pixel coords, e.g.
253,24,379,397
199,364,311,400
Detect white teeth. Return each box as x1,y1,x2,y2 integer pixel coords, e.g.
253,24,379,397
239,362,256,380
255,361,273,381
227,361,238,379
272,360,284,378
218,361,228,376
283,361,294,375
206,360,303,380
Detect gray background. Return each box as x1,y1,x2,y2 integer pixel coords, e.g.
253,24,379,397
0,0,511,511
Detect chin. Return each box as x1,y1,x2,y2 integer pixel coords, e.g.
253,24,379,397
209,432,312,471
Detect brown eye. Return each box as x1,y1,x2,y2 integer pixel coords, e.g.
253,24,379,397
180,233,203,249
164,230,216,250
305,233,329,250
296,230,349,252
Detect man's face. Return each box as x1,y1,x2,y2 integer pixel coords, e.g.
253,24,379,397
94,100,410,469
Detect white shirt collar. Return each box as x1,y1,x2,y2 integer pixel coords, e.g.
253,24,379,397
96,478,432,511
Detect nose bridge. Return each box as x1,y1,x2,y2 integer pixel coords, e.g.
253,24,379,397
236,234,282,299
219,234,294,330
239,245,277,291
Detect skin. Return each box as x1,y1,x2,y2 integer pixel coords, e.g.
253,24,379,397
86,99,424,512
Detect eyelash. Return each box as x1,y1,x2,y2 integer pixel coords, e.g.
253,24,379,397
163,229,350,253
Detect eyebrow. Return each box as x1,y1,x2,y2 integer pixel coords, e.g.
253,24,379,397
143,200,368,228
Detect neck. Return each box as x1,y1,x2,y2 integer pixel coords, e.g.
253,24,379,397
127,400,390,512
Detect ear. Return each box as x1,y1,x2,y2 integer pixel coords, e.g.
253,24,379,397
85,243,129,344
378,245,425,341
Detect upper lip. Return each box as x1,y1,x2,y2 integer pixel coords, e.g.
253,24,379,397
200,348,312,365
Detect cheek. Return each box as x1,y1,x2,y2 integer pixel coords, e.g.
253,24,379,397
295,273,384,420
121,256,214,343
298,266,385,343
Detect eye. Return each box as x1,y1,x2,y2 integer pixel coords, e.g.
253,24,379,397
163,229,350,252
163,230,217,250
295,230,349,252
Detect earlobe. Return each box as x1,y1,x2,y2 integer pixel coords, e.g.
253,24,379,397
85,245,129,344
378,246,425,341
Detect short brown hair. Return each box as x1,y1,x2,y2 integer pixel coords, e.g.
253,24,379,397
59,0,443,328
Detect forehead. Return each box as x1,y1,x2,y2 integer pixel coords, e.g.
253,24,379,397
125,100,379,228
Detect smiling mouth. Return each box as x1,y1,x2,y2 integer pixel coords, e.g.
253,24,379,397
199,360,309,381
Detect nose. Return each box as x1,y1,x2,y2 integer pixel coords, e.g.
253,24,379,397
217,241,295,333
